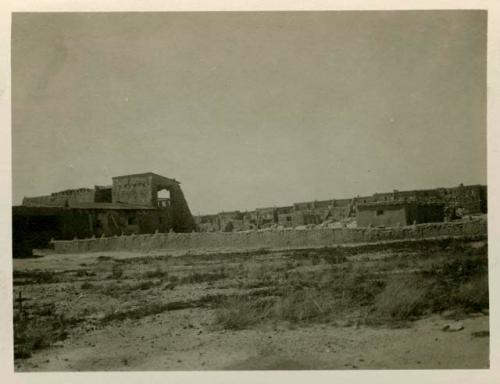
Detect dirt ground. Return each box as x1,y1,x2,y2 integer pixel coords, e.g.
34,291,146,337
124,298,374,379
12,240,489,371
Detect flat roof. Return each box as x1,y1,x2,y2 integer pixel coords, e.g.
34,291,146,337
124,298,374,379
112,172,179,183
357,201,445,210
14,202,156,211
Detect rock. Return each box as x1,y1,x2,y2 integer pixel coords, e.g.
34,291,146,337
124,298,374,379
471,330,489,338
442,322,464,332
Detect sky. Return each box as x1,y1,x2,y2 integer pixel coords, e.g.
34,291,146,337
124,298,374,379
12,11,486,215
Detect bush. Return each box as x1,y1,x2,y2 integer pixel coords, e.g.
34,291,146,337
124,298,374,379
137,280,157,290
272,288,329,322
144,267,169,280
180,270,228,285
210,240,489,331
373,276,430,320
13,270,58,285
14,312,75,360
311,254,322,265
214,296,273,330
81,281,95,290
344,272,385,306
453,274,489,312
110,264,124,279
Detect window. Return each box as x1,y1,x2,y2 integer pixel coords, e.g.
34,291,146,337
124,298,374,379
95,218,103,229
157,189,171,208
128,216,137,225
376,209,384,216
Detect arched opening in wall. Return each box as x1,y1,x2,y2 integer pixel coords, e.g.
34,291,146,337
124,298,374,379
157,189,171,208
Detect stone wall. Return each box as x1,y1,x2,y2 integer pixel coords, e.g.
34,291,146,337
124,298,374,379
50,218,487,254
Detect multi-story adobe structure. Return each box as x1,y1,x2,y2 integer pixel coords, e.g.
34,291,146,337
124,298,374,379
13,172,196,257
356,201,446,228
194,183,486,232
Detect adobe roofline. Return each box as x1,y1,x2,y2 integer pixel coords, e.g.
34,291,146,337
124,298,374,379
112,172,180,183
357,201,446,210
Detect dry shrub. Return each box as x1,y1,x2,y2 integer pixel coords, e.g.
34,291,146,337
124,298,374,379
14,311,75,359
246,264,274,284
13,270,58,285
179,270,228,285
336,268,386,306
214,296,273,330
213,240,489,330
272,288,330,322
81,281,95,290
144,267,169,279
110,264,124,279
373,276,429,320
453,274,489,312
215,288,339,329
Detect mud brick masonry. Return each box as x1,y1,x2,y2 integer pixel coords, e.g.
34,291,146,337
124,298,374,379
51,218,487,254
13,172,196,257
356,201,445,228
195,184,486,232
13,172,487,257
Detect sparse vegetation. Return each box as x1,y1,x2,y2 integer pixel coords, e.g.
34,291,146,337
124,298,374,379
110,264,124,279
13,270,59,285
81,281,95,290
215,296,274,330
179,269,228,285
100,294,224,325
371,276,430,321
214,240,488,329
13,237,489,365
13,308,78,359
144,267,169,279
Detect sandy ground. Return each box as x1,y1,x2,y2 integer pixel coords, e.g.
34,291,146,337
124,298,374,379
13,243,490,371
15,310,489,371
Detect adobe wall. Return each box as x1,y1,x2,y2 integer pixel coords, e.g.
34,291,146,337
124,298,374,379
23,189,95,207
50,218,487,254
112,174,153,206
168,183,197,232
357,206,407,227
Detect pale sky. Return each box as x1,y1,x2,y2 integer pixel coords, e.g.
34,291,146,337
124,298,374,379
12,11,486,215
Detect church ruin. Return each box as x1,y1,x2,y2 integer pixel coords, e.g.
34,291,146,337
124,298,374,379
13,172,196,257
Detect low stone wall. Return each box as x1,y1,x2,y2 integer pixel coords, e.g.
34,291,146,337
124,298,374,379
50,218,487,255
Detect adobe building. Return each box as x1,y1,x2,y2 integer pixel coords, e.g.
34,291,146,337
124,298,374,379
13,172,196,257
193,183,485,232
356,201,445,228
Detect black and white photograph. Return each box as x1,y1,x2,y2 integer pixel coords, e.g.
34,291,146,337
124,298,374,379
8,7,492,373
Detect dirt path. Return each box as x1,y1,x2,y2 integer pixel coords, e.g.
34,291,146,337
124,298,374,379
16,309,489,371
